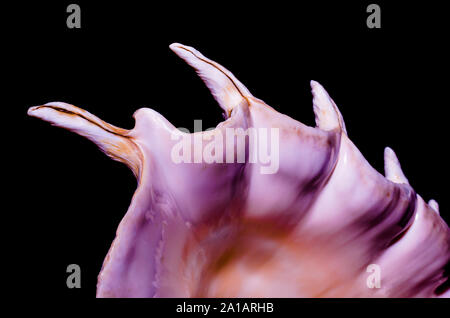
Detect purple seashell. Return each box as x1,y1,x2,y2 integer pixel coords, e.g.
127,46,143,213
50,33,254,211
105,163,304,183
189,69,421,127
28,44,450,298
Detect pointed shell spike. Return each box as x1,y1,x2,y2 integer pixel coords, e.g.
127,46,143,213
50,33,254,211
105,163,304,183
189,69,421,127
428,199,440,214
310,80,347,133
169,43,252,117
384,147,409,185
27,102,142,178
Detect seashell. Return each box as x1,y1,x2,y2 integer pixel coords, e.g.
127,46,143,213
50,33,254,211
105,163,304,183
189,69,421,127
28,43,450,298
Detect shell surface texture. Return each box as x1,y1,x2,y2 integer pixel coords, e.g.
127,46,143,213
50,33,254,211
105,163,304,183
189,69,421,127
28,43,450,298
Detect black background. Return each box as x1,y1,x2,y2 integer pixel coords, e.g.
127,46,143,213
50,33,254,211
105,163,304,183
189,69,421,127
5,0,450,307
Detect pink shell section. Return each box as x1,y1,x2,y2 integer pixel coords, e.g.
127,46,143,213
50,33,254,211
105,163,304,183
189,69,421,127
27,44,450,298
